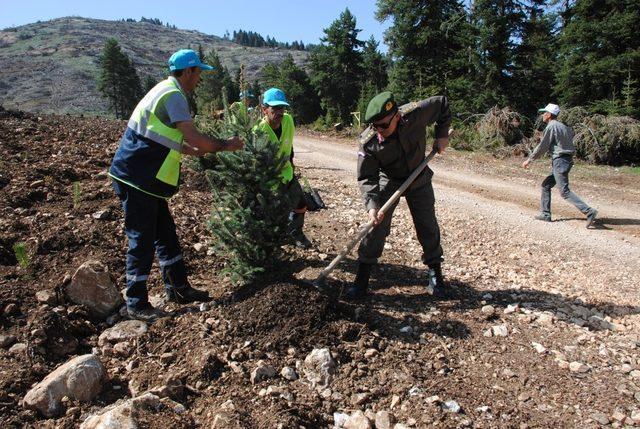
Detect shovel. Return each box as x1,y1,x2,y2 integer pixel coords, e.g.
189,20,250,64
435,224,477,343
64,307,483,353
313,147,439,291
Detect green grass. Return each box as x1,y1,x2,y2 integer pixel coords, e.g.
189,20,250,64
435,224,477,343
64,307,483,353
13,242,30,269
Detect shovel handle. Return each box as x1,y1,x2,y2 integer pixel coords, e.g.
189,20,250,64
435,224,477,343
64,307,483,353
315,148,438,284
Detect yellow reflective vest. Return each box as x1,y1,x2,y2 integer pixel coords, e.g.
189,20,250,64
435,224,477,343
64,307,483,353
109,77,186,198
257,113,295,183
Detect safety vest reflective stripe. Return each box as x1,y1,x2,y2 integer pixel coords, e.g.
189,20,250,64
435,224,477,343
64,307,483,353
126,78,186,187
127,114,183,152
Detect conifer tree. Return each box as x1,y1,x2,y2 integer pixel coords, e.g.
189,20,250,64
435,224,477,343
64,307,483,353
310,8,364,123
97,38,142,118
195,94,292,285
511,0,557,118
195,49,236,113
376,0,476,113
555,0,640,117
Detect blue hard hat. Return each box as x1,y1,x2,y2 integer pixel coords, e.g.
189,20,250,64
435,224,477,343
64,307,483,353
168,49,214,71
262,88,289,107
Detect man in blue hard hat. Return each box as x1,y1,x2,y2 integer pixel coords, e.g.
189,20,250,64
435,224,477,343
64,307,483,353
256,88,312,248
109,49,244,322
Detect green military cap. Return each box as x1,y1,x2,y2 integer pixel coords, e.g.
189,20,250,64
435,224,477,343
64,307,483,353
364,91,398,123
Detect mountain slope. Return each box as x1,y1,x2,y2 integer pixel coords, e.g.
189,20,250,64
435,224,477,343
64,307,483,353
0,17,309,115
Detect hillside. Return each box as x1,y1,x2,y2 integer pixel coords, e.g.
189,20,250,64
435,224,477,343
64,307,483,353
0,17,309,115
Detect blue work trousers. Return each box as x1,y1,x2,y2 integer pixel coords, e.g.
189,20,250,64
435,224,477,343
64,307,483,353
112,180,188,310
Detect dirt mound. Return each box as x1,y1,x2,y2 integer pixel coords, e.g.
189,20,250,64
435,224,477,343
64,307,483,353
223,282,335,350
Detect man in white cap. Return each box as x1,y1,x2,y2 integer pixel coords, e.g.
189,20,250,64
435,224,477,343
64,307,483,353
522,103,597,227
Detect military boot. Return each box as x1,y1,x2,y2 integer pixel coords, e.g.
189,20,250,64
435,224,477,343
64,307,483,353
344,263,372,300
426,263,449,298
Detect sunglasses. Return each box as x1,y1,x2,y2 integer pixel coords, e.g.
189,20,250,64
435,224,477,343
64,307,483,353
372,112,397,130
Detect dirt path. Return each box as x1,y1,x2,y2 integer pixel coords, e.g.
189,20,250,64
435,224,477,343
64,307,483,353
295,134,640,307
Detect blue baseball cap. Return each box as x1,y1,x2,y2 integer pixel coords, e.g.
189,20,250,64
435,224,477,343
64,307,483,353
168,49,214,71
262,88,290,107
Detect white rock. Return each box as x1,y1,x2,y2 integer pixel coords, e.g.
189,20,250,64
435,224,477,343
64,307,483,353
364,348,378,358
425,395,440,404
92,210,109,220
98,320,148,346
492,325,509,337
80,402,136,429
8,342,27,355
390,395,401,409
344,410,372,429
532,342,547,354
504,304,520,314
375,411,396,429
399,326,412,334
35,290,57,305
569,361,590,373
23,354,105,417
82,394,161,429
66,261,123,319
250,360,277,384
281,366,298,381
442,400,461,413
536,313,555,325
193,243,205,253
629,370,640,379
334,411,350,428
303,348,337,387
481,305,495,315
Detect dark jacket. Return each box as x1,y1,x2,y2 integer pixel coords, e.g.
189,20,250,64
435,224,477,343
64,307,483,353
357,96,452,210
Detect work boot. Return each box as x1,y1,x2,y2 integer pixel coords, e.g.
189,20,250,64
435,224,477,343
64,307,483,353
344,263,372,300
167,285,211,304
127,303,168,323
426,264,449,298
586,208,598,228
534,213,552,222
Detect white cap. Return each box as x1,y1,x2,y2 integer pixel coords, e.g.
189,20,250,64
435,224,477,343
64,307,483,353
538,103,560,116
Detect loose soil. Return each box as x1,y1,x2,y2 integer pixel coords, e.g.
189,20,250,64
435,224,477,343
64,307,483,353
1,111,639,428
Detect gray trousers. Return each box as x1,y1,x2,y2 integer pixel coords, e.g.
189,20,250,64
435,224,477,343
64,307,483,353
358,181,443,266
540,156,592,216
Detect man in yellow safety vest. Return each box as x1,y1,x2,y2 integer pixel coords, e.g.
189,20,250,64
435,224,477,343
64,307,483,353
256,88,311,248
109,49,244,322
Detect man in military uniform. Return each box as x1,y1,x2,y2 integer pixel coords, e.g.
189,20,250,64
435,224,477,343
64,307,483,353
346,91,451,300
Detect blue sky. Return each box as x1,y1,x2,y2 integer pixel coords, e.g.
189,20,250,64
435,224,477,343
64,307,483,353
0,1,391,49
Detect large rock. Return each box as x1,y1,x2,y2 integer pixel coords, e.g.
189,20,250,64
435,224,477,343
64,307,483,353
98,320,148,346
80,392,160,429
303,348,337,388
344,411,372,429
67,261,123,319
80,402,136,429
23,354,105,417
250,360,277,385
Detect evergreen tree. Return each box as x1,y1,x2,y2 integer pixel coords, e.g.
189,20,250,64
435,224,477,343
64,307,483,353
376,0,477,114
470,0,524,110
142,75,157,94
555,0,640,117
310,8,364,123
195,49,234,113
195,97,292,285
261,56,321,123
357,36,389,128
97,38,142,119
511,0,557,118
